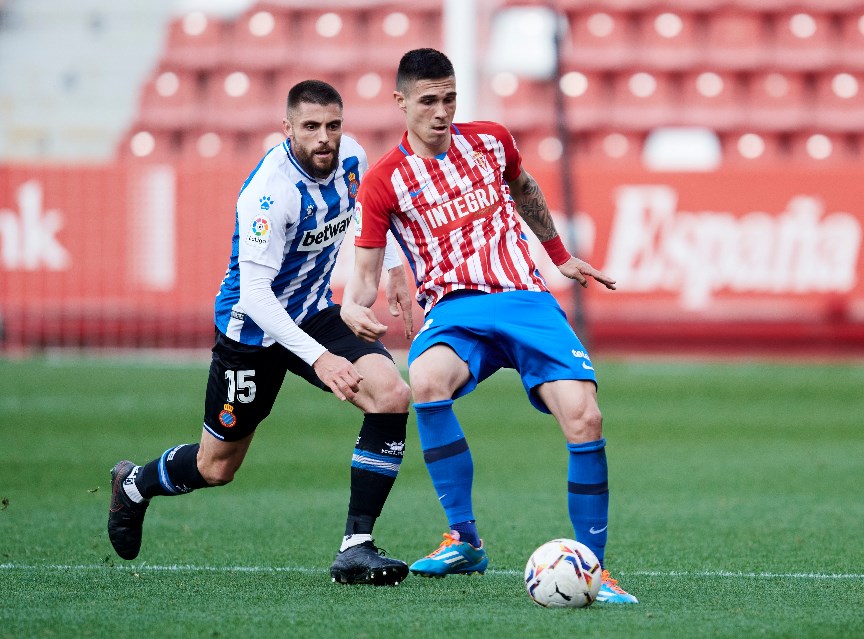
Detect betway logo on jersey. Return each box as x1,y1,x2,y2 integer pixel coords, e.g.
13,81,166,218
298,210,353,251
604,185,862,309
422,184,501,237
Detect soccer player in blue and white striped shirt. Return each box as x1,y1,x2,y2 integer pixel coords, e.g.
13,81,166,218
108,80,413,585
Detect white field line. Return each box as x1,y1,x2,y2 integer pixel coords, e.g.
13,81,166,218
1,563,862,581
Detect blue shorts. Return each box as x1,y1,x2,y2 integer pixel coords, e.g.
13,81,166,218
407,290,597,413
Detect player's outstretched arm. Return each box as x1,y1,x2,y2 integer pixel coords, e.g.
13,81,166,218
341,246,389,342
508,170,616,290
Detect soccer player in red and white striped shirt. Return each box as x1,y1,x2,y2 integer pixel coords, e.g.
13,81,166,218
341,49,636,603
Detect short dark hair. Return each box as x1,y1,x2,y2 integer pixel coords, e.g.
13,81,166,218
286,79,343,114
396,48,455,93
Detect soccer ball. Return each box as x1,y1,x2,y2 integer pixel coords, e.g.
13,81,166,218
524,538,602,608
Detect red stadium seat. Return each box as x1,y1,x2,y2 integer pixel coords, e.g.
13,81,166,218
703,10,773,70
677,70,747,131
720,130,788,166
812,71,864,131
771,11,838,70
161,12,230,70
744,70,811,131
840,13,864,70
583,129,646,166
637,10,703,71
365,7,442,69
609,70,678,130
177,129,236,165
204,69,279,133
136,66,204,130
224,7,297,71
491,75,557,134
558,70,611,132
340,69,405,134
562,9,638,71
295,8,367,73
118,128,183,162
787,131,859,164
732,0,864,9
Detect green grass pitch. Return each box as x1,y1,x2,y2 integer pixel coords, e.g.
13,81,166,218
1,353,863,638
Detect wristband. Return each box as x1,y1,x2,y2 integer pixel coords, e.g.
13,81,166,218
541,236,571,266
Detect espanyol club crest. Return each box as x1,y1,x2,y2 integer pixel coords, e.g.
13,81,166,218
347,171,360,198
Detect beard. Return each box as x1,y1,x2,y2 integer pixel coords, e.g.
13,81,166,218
293,141,340,179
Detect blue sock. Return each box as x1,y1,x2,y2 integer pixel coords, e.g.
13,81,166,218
414,399,478,544
567,438,609,564
451,521,480,548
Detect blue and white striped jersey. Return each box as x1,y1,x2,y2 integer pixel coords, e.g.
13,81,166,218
214,135,367,346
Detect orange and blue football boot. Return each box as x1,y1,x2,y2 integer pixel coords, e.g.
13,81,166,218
597,569,639,603
409,531,488,577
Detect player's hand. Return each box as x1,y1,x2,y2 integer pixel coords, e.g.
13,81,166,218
385,265,414,339
312,351,363,402
340,303,388,343
558,257,617,290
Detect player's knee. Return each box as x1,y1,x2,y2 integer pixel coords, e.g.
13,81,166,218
408,373,451,403
562,406,603,443
385,378,411,412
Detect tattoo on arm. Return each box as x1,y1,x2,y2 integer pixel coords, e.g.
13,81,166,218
511,172,558,242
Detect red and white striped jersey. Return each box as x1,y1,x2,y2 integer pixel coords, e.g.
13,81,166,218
355,121,548,313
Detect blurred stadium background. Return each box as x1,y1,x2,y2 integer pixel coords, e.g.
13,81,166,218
1,0,863,356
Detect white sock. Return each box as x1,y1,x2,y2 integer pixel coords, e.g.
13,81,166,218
122,466,147,503
340,533,373,552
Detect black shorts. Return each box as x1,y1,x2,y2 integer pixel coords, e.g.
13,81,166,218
202,305,392,442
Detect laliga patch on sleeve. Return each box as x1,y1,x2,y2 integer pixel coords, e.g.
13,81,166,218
245,215,271,247
353,202,362,236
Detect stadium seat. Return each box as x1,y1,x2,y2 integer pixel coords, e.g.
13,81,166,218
583,129,645,166
118,127,183,162
562,9,638,71
719,130,788,166
677,70,746,130
556,0,656,9
771,11,838,70
295,8,367,73
136,66,204,130
340,69,405,134
178,128,235,165
636,9,703,71
840,12,864,70
744,70,811,131
224,7,297,71
703,9,773,70
365,6,443,69
161,12,230,70
509,128,566,170
204,69,279,133
732,0,864,10
491,75,558,134
787,130,858,164
558,70,611,131
609,70,678,130
812,71,864,131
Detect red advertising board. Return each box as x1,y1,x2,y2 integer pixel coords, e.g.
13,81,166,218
1,163,862,354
